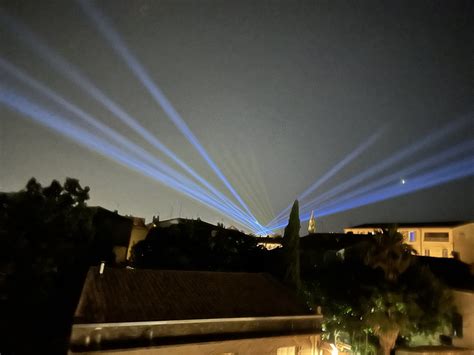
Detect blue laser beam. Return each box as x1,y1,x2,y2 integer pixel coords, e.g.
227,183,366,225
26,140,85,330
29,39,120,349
76,0,259,225
266,156,474,232
0,57,259,227
0,10,261,229
267,128,385,227
266,115,471,229
297,140,474,219
268,115,473,228
315,156,474,219
0,86,260,231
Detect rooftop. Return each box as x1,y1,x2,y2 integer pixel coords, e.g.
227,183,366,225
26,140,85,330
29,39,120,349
347,221,472,229
75,267,312,324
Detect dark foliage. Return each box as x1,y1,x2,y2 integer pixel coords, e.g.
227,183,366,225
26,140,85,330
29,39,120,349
131,219,271,273
0,178,97,354
302,228,454,355
282,200,301,290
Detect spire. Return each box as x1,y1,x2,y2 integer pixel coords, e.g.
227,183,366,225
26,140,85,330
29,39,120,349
308,210,316,234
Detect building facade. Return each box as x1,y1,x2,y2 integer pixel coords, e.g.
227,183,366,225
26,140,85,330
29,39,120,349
344,222,474,263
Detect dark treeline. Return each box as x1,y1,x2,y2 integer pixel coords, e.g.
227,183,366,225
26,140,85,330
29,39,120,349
131,219,273,273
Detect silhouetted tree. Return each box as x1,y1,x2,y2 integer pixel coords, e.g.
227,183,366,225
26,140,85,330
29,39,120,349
0,178,95,354
282,200,301,290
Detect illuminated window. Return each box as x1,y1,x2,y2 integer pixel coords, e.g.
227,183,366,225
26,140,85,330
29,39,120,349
442,249,449,258
424,232,449,242
424,249,430,256
277,346,296,355
409,231,416,242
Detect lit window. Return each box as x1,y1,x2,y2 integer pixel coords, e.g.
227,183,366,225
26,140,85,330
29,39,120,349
424,249,430,256
409,231,416,242
277,346,296,355
442,249,449,258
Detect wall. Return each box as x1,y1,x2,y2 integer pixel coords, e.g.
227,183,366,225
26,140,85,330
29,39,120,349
453,224,474,264
126,224,149,261
452,289,474,350
419,228,453,258
69,334,321,355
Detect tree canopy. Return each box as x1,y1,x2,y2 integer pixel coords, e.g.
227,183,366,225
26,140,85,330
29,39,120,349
0,178,96,353
305,228,454,355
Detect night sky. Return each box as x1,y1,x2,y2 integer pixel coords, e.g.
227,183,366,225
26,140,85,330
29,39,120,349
1,0,473,233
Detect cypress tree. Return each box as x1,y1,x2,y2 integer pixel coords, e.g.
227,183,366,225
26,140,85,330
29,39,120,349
282,200,301,290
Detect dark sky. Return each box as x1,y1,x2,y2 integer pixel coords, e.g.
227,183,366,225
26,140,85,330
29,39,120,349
1,0,473,232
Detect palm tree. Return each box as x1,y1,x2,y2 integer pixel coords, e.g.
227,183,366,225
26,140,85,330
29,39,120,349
364,227,416,282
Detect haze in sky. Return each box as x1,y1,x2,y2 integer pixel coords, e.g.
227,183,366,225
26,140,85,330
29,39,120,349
1,0,473,232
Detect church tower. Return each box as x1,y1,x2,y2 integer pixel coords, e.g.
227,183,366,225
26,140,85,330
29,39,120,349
308,210,316,234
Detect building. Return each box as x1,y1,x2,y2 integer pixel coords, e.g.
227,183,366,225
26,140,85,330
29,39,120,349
70,267,322,354
90,207,133,264
344,222,474,263
125,216,149,261
308,211,316,234
255,236,283,250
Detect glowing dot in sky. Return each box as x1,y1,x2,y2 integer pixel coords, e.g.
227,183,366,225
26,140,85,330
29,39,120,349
401,179,406,185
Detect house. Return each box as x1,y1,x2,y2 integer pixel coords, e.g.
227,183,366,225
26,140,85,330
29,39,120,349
70,267,323,354
90,207,133,263
344,222,474,263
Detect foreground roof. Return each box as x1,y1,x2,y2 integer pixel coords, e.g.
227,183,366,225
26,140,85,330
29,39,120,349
347,221,472,229
75,267,312,324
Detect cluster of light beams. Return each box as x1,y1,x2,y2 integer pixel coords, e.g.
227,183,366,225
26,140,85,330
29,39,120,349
267,115,473,231
216,146,275,225
0,85,262,231
266,154,474,232
76,0,258,225
0,10,263,231
2,6,471,235
317,140,474,212
266,128,385,227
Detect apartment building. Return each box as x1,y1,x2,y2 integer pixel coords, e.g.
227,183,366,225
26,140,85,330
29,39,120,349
344,222,474,263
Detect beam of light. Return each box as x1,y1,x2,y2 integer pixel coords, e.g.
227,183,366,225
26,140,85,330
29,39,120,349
216,144,275,225
76,0,259,225
297,139,474,219
267,128,385,227
0,10,261,230
314,156,474,219
265,156,474,232
267,114,472,229
0,58,257,228
0,86,261,232
0,71,254,229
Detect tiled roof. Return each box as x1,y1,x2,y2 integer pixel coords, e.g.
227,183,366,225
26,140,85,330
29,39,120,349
347,221,472,229
74,267,311,324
